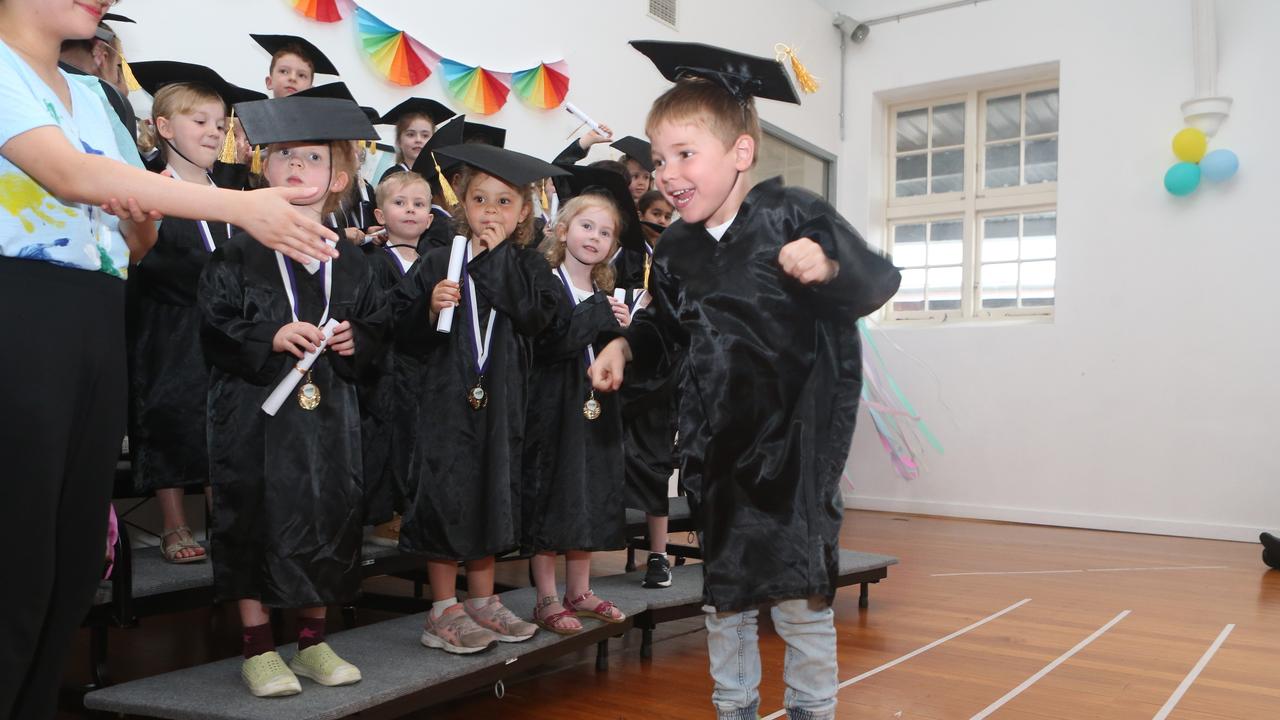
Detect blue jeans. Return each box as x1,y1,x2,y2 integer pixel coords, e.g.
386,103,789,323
704,597,838,720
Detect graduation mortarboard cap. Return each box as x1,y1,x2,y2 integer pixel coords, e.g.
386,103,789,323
558,164,645,254
250,33,340,77
130,61,267,106
433,144,569,187
630,40,800,105
610,136,654,173
411,114,465,177
102,12,134,24
463,121,506,148
232,96,379,147
378,97,455,127
293,82,380,123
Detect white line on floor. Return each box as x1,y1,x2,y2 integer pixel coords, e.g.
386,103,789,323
968,610,1130,720
1151,624,1235,720
931,565,1230,577
759,598,1032,720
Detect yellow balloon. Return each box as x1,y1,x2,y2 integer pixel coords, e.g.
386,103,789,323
1172,128,1208,163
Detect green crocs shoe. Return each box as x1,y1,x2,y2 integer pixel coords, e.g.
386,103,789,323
241,651,301,698
288,642,362,687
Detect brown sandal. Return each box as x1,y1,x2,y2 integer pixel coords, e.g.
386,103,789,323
564,590,626,623
161,526,206,564
534,595,583,635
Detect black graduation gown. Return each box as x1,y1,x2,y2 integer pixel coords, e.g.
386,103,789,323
199,234,387,607
625,177,902,612
357,243,420,524
210,161,250,191
127,216,231,492
388,240,560,561
420,206,454,250
342,179,378,233
521,277,625,553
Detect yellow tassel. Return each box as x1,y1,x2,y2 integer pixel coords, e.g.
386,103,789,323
219,110,238,165
775,44,819,94
540,185,551,217
643,253,652,292
250,146,263,176
432,152,458,207
366,140,377,155
120,53,141,93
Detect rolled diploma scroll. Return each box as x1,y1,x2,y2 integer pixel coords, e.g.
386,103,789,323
261,318,341,416
613,288,626,303
435,234,469,333
564,102,606,136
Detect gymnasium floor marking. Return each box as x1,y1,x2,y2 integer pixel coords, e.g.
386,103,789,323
1151,624,1235,720
931,565,1230,577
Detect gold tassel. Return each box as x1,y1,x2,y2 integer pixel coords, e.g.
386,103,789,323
250,146,263,176
643,253,652,292
219,110,238,165
540,185,551,218
366,140,377,155
775,44,819,94
432,152,458,207
120,52,141,93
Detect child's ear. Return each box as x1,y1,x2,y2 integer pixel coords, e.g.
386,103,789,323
263,75,273,92
373,207,386,226
732,134,756,172
155,116,174,141
329,170,350,195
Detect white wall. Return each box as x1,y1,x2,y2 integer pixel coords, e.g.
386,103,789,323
111,0,842,165
832,0,1280,541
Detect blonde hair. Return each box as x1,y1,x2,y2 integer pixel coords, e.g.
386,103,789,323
375,171,431,207
645,77,761,168
262,140,359,217
540,194,621,293
452,166,536,247
394,113,436,166
138,83,226,158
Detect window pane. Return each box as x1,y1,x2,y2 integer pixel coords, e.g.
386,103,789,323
927,266,962,310
896,154,927,197
930,220,963,265
1021,212,1056,260
894,268,926,311
1025,137,1058,184
982,215,1019,262
981,262,1018,308
984,142,1019,188
896,108,927,152
1020,260,1055,306
932,102,964,147
930,149,964,194
986,94,1020,141
892,224,926,267
1025,89,1059,135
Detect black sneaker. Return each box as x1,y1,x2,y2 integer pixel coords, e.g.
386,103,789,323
643,553,672,588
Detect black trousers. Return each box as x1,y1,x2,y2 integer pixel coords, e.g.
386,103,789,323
0,258,125,719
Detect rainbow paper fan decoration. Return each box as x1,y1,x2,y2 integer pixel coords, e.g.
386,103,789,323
355,6,438,86
439,59,512,115
511,61,570,110
290,0,353,22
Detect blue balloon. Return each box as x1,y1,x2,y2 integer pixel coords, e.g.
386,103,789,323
1200,148,1239,182
1164,162,1201,196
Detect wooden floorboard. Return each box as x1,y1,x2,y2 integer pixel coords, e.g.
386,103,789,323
58,510,1280,719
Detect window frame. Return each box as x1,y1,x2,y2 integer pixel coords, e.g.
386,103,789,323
883,76,1059,324
759,120,837,201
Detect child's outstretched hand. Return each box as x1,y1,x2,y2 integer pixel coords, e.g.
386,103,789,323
588,337,632,393
430,279,462,319
779,237,839,285
329,320,355,356
608,296,632,327
273,321,325,358
579,124,614,148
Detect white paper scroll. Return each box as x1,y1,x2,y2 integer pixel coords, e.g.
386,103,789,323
564,102,607,137
261,318,340,416
435,234,469,334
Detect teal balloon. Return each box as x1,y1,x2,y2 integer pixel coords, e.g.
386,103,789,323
1200,149,1239,182
1164,162,1201,196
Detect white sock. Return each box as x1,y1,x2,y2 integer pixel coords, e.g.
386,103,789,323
431,598,457,619
464,595,492,610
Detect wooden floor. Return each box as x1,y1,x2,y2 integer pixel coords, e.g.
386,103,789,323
61,510,1280,719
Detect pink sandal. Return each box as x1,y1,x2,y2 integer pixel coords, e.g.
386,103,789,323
564,590,626,623
534,595,583,635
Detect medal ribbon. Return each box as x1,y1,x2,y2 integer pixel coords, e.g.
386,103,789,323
167,166,230,252
275,250,332,326
463,244,496,377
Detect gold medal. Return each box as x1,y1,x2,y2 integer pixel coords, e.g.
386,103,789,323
468,381,488,411
297,371,321,410
583,391,601,421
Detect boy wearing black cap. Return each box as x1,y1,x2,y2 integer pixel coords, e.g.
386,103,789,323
590,41,902,720
251,33,340,98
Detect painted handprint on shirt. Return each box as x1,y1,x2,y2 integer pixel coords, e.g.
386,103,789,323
0,172,78,233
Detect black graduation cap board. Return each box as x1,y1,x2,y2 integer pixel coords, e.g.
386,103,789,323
629,40,800,105
293,82,380,123
250,33,340,77
432,144,569,187
610,136,654,173
378,97,456,127
130,61,267,106
232,96,379,147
